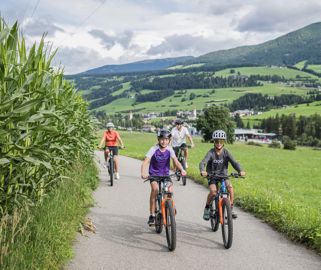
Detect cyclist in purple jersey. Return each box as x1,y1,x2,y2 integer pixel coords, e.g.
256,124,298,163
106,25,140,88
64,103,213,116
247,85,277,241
141,129,186,225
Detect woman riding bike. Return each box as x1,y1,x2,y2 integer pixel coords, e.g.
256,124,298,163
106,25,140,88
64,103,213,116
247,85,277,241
98,122,124,180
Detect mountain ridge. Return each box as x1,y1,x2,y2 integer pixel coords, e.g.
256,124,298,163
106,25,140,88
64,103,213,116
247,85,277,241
79,22,321,75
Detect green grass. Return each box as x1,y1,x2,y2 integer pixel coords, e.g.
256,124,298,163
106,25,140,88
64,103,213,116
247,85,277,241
168,63,205,70
244,101,321,119
294,61,307,70
1,159,99,270
215,66,320,80
96,83,309,114
111,82,131,96
307,64,321,73
118,131,321,253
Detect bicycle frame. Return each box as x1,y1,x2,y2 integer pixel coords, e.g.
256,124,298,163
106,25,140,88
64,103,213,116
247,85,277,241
216,180,229,224
146,176,175,225
158,179,174,226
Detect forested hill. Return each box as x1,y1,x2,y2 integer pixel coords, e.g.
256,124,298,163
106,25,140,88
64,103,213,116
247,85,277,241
188,22,321,68
82,56,193,75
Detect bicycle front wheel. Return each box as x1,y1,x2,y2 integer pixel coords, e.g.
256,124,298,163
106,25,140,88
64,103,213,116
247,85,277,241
165,200,176,251
109,158,114,186
210,200,219,232
221,198,233,249
180,159,187,186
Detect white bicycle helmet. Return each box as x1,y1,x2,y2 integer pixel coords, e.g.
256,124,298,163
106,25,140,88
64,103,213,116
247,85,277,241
106,122,115,128
212,130,227,140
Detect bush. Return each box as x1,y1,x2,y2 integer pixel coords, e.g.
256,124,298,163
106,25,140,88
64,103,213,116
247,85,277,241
247,141,263,147
269,140,281,148
283,136,297,150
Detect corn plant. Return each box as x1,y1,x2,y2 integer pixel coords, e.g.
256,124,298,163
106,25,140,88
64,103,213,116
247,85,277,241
0,17,96,214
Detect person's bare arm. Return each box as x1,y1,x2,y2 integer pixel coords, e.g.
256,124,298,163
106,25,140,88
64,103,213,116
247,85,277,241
187,134,195,148
98,134,105,148
173,157,186,176
117,135,124,148
141,157,150,179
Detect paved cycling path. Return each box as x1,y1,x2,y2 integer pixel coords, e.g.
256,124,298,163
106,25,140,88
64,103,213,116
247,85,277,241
66,152,321,270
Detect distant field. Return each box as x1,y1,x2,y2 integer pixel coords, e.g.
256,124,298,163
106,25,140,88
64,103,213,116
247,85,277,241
168,63,205,70
113,131,321,252
294,61,307,70
97,83,309,114
308,64,321,73
244,101,321,119
215,66,320,80
111,82,131,96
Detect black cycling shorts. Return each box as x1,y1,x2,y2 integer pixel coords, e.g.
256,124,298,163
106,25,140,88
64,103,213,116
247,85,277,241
173,143,187,156
105,146,118,156
208,178,231,187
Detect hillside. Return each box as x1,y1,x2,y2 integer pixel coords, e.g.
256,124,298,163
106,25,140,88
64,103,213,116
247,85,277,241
188,22,321,68
82,56,193,75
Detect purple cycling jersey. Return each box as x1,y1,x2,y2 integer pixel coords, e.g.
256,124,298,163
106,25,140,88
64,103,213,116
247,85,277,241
146,145,176,176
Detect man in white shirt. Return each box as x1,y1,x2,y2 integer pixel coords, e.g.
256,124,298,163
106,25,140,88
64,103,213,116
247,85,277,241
171,119,195,169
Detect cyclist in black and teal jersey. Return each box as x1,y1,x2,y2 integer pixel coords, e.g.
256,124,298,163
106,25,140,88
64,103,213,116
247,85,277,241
199,130,246,220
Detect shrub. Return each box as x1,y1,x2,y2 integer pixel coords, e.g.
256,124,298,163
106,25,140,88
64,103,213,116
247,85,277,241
282,136,297,150
247,141,263,147
269,140,281,148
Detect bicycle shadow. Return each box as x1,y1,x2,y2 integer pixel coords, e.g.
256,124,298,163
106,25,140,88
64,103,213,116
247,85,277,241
175,219,226,250
93,212,225,252
93,212,170,253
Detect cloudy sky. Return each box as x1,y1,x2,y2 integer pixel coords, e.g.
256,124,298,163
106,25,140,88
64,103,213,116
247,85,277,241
1,0,321,74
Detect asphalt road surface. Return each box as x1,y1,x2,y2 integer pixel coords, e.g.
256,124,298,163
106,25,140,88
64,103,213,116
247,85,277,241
65,153,321,270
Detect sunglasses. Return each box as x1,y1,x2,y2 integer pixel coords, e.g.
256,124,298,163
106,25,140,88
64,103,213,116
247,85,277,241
214,139,225,144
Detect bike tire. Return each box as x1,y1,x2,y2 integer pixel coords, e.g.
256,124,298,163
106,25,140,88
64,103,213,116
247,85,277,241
155,212,163,234
210,201,219,232
165,200,176,251
109,158,114,186
180,159,187,186
176,170,181,181
221,198,233,249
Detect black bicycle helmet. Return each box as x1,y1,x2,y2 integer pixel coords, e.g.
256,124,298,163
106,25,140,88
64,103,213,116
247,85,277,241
157,129,172,139
212,130,227,140
174,119,183,125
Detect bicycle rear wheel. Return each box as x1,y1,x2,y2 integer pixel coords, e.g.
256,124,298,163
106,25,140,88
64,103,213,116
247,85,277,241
109,158,114,186
210,200,219,232
221,198,233,249
165,200,176,251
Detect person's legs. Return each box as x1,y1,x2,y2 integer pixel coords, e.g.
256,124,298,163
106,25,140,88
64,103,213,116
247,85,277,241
104,148,110,167
148,181,159,224
226,180,237,219
114,155,119,172
109,147,120,179
204,183,216,220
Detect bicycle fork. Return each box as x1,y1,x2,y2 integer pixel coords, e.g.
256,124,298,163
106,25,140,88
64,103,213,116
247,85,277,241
218,198,224,224
161,198,175,225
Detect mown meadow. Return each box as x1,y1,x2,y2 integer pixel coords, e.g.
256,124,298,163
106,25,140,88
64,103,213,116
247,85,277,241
116,131,321,253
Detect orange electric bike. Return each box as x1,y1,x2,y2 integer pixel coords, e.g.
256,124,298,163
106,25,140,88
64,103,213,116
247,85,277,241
145,174,176,251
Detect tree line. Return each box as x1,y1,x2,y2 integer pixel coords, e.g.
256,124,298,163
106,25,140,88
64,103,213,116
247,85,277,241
131,74,262,91
229,93,321,111
260,113,321,147
135,89,174,102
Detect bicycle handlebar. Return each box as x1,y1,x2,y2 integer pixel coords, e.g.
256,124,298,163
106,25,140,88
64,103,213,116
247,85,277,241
143,174,176,183
205,172,245,179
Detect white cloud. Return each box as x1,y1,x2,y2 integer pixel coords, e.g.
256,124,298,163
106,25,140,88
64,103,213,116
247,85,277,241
1,0,321,73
